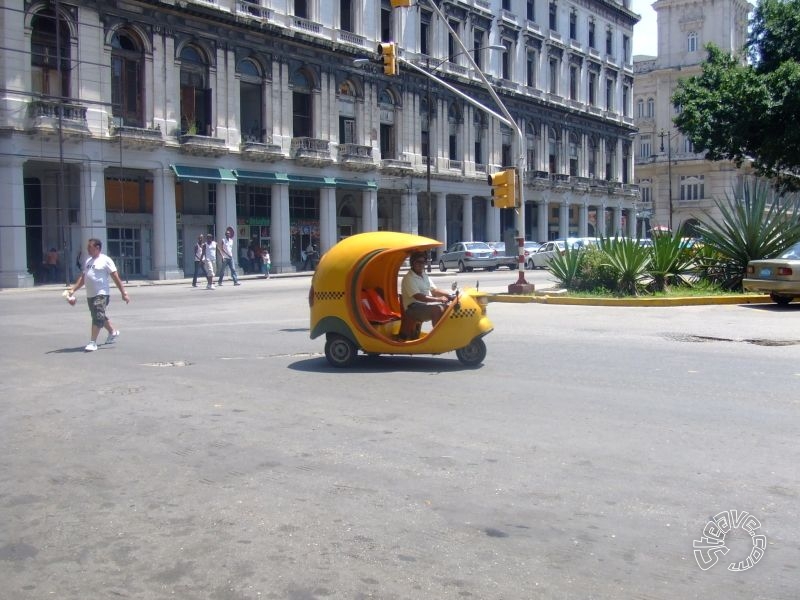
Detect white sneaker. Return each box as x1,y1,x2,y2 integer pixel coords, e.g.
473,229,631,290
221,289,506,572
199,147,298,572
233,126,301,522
84,341,98,352
106,330,119,344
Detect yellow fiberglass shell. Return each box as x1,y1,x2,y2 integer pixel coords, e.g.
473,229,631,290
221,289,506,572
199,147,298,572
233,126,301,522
309,231,441,342
309,231,493,357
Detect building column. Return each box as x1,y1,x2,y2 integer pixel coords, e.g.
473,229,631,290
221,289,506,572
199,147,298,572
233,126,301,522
0,156,34,287
150,166,181,280
215,182,237,241
597,203,607,236
461,195,472,241
435,192,447,259
362,187,377,232
319,186,337,254
613,205,623,236
537,201,548,242
80,161,107,243
627,206,637,238
486,198,500,243
400,189,418,235
270,183,290,272
559,201,569,239
578,202,589,237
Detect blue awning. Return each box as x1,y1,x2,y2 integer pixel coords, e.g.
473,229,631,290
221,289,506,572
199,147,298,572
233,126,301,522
170,165,237,183
234,170,376,190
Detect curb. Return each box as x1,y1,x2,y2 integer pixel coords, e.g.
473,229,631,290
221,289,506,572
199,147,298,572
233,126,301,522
487,293,773,306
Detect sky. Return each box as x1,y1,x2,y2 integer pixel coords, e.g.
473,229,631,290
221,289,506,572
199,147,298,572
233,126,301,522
630,0,658,57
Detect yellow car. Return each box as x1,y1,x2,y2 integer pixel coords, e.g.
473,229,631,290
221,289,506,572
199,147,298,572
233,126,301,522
743,241,800,305
309,231,494,367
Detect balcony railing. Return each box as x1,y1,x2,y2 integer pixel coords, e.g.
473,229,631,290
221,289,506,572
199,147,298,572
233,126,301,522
291,137,331,165
293,16,321,35
236,1,272,20
26,99,89,138
338,143,375,171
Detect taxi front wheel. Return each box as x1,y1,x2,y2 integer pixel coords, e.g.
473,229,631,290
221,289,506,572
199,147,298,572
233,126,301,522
325,334,357,368
456,338,486,367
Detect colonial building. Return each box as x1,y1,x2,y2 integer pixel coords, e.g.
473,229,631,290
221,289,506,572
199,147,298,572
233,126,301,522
0,0,639,287
633,0,752,235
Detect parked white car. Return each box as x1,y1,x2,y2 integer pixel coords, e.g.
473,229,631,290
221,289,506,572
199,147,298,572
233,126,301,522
438,241,498,272
527,238,598,269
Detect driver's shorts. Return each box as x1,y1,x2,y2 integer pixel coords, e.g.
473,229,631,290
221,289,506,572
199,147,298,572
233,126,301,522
404,302,441,322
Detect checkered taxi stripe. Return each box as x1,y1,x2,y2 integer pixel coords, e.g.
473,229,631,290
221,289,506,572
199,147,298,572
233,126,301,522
314,291,345,301
449,307,477,319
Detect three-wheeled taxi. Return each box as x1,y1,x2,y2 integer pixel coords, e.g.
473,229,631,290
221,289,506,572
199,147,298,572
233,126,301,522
309,232,493,368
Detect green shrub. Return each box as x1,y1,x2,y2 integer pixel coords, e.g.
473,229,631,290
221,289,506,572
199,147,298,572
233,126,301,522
578,247,618,291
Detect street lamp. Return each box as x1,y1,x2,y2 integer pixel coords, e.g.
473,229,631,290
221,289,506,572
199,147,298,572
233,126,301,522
658,128,674,231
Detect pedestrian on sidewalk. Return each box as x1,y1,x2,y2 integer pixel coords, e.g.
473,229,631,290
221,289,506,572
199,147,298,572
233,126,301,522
192,234,207,287
203,233,216,289
217,226,241,286
261,247,271,279
66,238,130,352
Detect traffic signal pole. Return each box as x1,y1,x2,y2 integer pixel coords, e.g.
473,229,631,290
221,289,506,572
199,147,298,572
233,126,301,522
395,0,533,292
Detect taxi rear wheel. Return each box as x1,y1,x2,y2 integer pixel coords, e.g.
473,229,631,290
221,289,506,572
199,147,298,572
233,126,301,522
456,338,486,367
325,334,357,368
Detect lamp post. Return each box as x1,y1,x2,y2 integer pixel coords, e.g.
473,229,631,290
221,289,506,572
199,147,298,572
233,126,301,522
658,128,674,231
399,0,533,292
424,45,504,271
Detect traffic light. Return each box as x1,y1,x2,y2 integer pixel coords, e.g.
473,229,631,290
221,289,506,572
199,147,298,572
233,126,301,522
390,0,411,6
377,42,397,76
488,168,518,209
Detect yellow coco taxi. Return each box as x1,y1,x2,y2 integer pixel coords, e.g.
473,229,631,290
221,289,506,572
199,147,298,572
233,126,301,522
309,231,494,368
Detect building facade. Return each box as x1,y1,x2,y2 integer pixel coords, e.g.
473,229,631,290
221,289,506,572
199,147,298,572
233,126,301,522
0,0,639,288
633,0,752,235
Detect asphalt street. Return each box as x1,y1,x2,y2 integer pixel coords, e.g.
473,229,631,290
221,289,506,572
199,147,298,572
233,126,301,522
1,272,798,599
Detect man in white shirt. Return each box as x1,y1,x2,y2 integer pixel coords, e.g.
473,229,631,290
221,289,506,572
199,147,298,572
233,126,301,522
400,251,453,337
217,226,241,286
66,238,130,352
203,233,216,289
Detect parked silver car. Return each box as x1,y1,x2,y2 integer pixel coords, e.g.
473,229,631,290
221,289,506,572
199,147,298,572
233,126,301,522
438,241,498,272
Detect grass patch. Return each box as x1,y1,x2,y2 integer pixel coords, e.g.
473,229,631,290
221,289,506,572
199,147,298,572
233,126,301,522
562,281,746,299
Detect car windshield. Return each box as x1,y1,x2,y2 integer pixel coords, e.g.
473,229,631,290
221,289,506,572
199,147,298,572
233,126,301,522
464,242,491,251
779,242,800,259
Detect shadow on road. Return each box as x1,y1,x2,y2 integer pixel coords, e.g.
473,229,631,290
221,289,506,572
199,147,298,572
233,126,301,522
288,354,482,374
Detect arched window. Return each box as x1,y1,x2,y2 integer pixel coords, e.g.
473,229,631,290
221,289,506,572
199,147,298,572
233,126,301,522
180,45,210,135
111,29,144,127
379,89,396,159
292,69,313,138
568,132,580,176
637,98,644,118
420,96,431,160
605,138,616,180
588,136,598,178
239,58,264,142
548,128,561,173
31,8,71,96
687,31,698,53
338,79,357,144
526,121,539,173
647,97,655,118
473,110,486,166
447,102,462,162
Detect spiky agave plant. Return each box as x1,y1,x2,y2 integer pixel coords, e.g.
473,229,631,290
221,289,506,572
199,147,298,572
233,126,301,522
547,243,585,290
648,231,696,292
599,236,652,296
693,177,800,289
